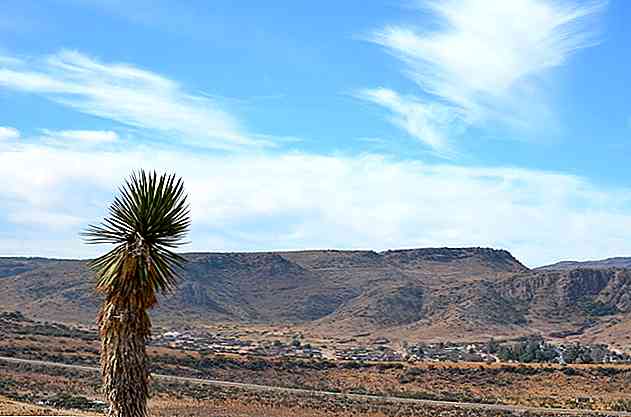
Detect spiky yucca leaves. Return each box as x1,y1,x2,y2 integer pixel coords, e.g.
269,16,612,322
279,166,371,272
84,170,190,417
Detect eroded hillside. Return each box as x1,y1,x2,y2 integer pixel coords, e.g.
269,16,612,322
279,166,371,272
1,248,630,344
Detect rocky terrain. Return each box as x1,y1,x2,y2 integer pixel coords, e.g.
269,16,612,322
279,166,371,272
1,248,631,345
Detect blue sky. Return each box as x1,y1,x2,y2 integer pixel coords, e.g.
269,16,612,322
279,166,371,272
0,0,630,266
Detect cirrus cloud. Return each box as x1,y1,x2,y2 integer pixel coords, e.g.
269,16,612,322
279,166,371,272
41,129,119,143
0,50,268,150
360,0,606,152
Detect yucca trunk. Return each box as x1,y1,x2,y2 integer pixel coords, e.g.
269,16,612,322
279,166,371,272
98,253,154,417
99,300,151,417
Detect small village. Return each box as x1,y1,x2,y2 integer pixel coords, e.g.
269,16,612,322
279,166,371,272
150,329,324,359
150,328,631,365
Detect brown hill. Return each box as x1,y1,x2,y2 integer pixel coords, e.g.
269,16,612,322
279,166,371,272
538,257,631,271
1,248,630,344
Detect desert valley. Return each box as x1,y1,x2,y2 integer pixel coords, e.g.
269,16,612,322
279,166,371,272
2,247,631,416
2,1,631,415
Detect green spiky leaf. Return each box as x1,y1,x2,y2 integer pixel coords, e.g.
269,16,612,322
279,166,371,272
83,170,191,305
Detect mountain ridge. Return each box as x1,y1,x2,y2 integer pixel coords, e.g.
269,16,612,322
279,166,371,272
537,256,631,271
1,247,630,346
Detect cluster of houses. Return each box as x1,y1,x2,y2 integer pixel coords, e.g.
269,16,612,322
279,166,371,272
404,342,494,362
248,340,323,358
150,330,323,359
152,330,251,354
150,328,631,365
334,345,403,362
334,338,403,361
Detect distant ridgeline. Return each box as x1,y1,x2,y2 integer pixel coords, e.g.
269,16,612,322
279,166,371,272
1,248,631,346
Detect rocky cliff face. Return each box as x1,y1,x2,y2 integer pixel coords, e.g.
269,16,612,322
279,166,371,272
1,248,629,343
500,268,631,315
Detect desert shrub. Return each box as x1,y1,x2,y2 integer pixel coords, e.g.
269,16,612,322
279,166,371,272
376,362,404,371
611,399,631,412
44,393,107,412
593,366,627,377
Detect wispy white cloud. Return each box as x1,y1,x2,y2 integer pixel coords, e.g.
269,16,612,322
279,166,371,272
2,140,631,266
356,87,459,155
41,129,119,143
361,0,605,151
0,50,266,150
0,126,20,141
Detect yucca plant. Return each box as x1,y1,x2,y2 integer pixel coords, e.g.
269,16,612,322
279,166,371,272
84,170,190,417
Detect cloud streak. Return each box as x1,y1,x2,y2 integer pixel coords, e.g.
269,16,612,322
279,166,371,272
356,88,458,155
360,0,605,152
0,50,266,150
41,129,119,143
0,126,20,141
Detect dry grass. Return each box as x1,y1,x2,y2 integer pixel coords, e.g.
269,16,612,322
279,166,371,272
3,325,631,415
0,395,97,416
3,335,631,412
2,361,627,417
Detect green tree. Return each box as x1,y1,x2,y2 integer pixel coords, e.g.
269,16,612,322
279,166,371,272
497,345,515,362
564,343,581,364
486,338,499,354
84,170,190,417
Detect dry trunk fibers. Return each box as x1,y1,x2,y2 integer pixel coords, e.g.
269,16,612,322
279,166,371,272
98,301,151,417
